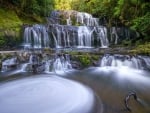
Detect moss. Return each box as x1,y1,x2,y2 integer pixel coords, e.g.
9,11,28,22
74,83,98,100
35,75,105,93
78,54,91,67
129,42,150,55
64,51,79,55
91,55,99,61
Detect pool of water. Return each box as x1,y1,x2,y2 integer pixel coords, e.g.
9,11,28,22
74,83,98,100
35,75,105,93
0,66,150,113
67,67,150,113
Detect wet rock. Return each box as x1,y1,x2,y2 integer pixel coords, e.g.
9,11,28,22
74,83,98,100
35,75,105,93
71,61,82,70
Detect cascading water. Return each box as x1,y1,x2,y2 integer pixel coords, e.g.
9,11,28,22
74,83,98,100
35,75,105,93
23,10,110,49
45,54,72,74
95,26,109,48
77,26,94,48
23,24,50,49
76,12,99,26
100,54,150,70
23,10,138,49
110,27,119,44
48,10,109,48
13,53,73,74
1,57,18,72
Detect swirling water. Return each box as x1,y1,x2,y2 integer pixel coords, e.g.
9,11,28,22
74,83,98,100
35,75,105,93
0,54,150,113
0,75,101,113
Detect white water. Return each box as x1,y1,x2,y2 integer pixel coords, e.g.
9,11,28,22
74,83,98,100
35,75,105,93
77,26,94,48
100,54,150,70
48,54,72,74
0,76,95,113
95,26,109,48
95,54,150,85
23,11,110,49
110,27,119,44
23,25,49,49
1,57,18,72
76,12,99,26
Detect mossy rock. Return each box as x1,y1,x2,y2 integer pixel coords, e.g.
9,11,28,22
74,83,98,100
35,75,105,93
78,55,91,67
69,53,100,68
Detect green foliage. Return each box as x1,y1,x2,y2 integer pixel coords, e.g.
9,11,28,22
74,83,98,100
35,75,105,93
0,0,55,17
0,8,22,29
78,54,91,67
55,0,72,10
131,12,150,38
71,0,150,41
0,8,22,48
0,38,6,46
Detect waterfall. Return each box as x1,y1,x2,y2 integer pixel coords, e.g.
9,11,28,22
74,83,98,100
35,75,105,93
20,63,29,72
95,26,109,48
1,57,18,72
17,53,72,74
23,10,138,49
52,54,72,74
23,10,112,49
77,26,94,48
43,54,72,74
76,12,99,26
23,25,50,49
66,14,72,25
110,27,119,44
100,54,150,70
49,10,109,48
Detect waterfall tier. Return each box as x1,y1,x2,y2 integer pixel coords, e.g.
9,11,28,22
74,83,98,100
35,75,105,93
100,54,150,70
16,54,72,74
49,10,99,26
23,24,109,48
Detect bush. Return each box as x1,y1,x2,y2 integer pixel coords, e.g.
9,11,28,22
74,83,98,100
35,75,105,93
131,12,150,39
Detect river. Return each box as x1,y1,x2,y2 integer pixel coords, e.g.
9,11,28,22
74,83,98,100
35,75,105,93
0,53,150,113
